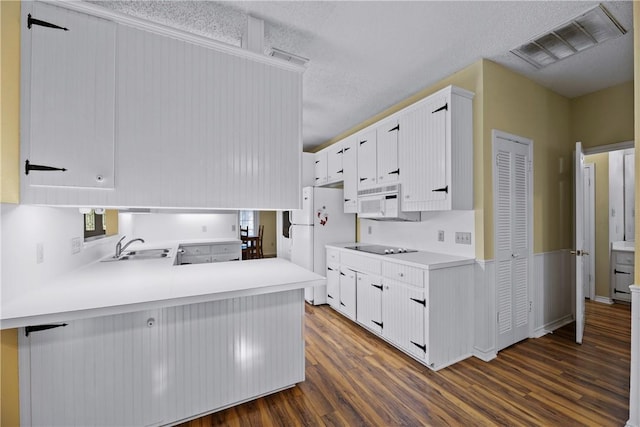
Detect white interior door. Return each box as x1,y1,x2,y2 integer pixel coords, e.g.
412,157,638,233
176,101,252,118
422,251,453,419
493,131,532,352
575,142,586,344
583,163,596,300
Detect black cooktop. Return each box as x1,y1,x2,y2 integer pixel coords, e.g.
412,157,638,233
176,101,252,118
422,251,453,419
345,244,417,255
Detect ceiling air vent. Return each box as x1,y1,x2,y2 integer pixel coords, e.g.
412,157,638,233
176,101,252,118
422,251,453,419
268,47,309,66
511,4,626,69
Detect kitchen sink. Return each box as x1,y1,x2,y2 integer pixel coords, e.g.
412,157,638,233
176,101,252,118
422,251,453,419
102,248,171,262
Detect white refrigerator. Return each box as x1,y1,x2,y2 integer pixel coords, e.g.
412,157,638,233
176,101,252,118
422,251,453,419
290,186,355,305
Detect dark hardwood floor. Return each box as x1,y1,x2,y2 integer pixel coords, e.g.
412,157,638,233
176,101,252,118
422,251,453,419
180,300,631,426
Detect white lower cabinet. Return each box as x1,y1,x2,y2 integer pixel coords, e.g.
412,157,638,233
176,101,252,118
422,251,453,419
326,263,340,309
338,268,357,320
328,247,473,370
19,290,305,426
19,310,164,427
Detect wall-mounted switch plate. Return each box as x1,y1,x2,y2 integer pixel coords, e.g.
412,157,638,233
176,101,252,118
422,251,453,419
36,242,44,264
71,237,82,254
202,225,208,232
437,230,445,242
368,226,372,235
455,232,472,245
232,224,236,232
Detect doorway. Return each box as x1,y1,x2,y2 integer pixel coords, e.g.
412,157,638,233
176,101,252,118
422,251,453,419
492,130,534,352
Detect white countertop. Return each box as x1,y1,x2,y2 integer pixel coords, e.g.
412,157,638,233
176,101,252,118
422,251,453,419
326,243,475,270
1,240,324,329
612,241,635,253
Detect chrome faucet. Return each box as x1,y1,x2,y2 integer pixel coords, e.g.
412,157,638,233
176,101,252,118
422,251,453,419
115,236,145,258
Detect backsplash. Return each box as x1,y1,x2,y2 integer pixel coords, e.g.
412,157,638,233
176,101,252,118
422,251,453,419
118,212,238,242
359,210,475,258
1,204,114,302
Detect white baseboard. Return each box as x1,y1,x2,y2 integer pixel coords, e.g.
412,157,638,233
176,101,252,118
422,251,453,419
594,296,614,305
533,314,574,338
473,347,497,362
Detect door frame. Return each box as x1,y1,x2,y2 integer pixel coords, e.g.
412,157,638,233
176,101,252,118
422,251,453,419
492,129,535,347
583,163,596,301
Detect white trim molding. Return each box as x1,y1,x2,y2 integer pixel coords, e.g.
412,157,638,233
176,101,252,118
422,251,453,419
473,260,497,362
627,284,639,427
594,296,615,305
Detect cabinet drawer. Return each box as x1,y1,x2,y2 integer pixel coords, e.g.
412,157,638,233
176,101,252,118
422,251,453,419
614,251,634,265
182,245,211,256
211,243,239,255
382,262,424,287
211,254,239,262
340,251,382,275
181,255,210,264
327,249,340,264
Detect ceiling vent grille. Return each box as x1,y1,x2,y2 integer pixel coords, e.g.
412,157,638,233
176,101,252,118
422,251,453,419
268,47,309,66
511,4,626,69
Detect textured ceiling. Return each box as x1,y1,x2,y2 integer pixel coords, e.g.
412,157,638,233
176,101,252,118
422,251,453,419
90,1,634,151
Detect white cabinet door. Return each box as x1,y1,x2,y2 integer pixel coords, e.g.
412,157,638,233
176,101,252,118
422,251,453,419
342,137,358,212
314,150,328,186
382,280,426,359
23,310,163,427
326,263,340,309
356,272,383,334
376,119,400,185
357,129,377,189
327,142,344,184
339,268,357,320
25,1,115,188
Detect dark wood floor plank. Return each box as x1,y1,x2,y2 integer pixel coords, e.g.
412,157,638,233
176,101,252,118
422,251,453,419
180,300,631,426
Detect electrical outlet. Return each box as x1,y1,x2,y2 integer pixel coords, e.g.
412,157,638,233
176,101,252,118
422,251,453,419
232,224,236,232
368,226,372,235
437,230,445,242
455,232,472,245
71,237,82,254
202,225,207,232
36,242,44,264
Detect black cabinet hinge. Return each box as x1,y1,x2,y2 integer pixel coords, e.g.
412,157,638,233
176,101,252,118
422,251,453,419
25,323,68,336
372,283,383,290
327,294,334,299
372,320,383,328
337,149,343,155
432,185,448,194
388,124,400,132
344,198,351,202
410,297,426,306
337,169,344,174
359,140,367,145
614,269,631,275
388,169,400,175
432,103,448,114
327,267,334,271
27,14,69,31
359,177,367,182
340,301,346,307
614,289,630,294
343,147,351,152
410,341,426,352
25,160,67,175
339,271,346,276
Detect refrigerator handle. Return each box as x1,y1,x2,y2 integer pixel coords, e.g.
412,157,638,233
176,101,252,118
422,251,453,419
288,225,293,239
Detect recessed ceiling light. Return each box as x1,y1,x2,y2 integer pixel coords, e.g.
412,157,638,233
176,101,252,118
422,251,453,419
511,4,626,69
268,47,310,66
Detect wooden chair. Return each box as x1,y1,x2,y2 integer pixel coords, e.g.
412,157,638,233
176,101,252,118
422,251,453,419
240,226,252,260
256,225,264,258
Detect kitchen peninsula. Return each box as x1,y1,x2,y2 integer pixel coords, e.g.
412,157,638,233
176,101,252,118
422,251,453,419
1,247,324,426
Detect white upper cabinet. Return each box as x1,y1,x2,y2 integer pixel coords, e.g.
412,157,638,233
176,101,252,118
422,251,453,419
314,149,328,186
326,141,344,184
399,86,474,211
356,129,377,189
375,118,400,186
21,1,303,210
24,2,116,189
342,136,358,212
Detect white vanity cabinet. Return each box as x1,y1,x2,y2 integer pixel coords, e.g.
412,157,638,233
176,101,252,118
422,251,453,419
399,85,474,211
19,310,164,427
23,1,116,189
342,136,358,212
21,1,303,210
612,249,634,302
327,246,474,370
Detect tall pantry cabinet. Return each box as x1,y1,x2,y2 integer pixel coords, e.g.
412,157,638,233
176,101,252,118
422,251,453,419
20,1,304,210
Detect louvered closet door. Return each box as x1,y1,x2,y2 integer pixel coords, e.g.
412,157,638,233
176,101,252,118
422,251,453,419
494,136,531,352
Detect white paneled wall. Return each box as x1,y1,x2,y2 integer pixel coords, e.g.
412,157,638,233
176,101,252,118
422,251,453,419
473,260,496,361
360,210,475,257
118,212,238,242
630,285,639,427
1,204,114,302
533,251,574,337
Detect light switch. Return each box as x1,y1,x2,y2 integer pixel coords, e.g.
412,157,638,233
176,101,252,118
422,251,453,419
36,243,44,264
438,230,444,242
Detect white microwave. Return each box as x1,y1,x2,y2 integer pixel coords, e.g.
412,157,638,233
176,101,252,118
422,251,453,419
357,184,420,221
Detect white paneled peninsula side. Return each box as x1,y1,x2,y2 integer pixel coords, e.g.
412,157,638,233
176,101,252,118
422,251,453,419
2,248,324,427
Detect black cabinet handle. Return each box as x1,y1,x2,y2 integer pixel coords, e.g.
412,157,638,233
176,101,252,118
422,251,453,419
340,271,346,276
25,323,68,336
410,297,426,306
359,140,367,145
27,14,69,31
372,284,383,290
388,124,400,132
337,149,343,154
388,169,400,175
372,320,383,328
344,198,351,202
360,177,367,182
343,147,351,152
432,103,448,113
337,169,344,174
340,301,346,307
327,267,334,271
25,160,67,175
614,269,631,275
432,186,448,194
327,294,334,299
410,341,426,352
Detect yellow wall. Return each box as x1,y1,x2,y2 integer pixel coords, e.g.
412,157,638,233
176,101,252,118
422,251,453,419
571,81,635,149
585,153,610,297
1,1,21,425
258,211,277,257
